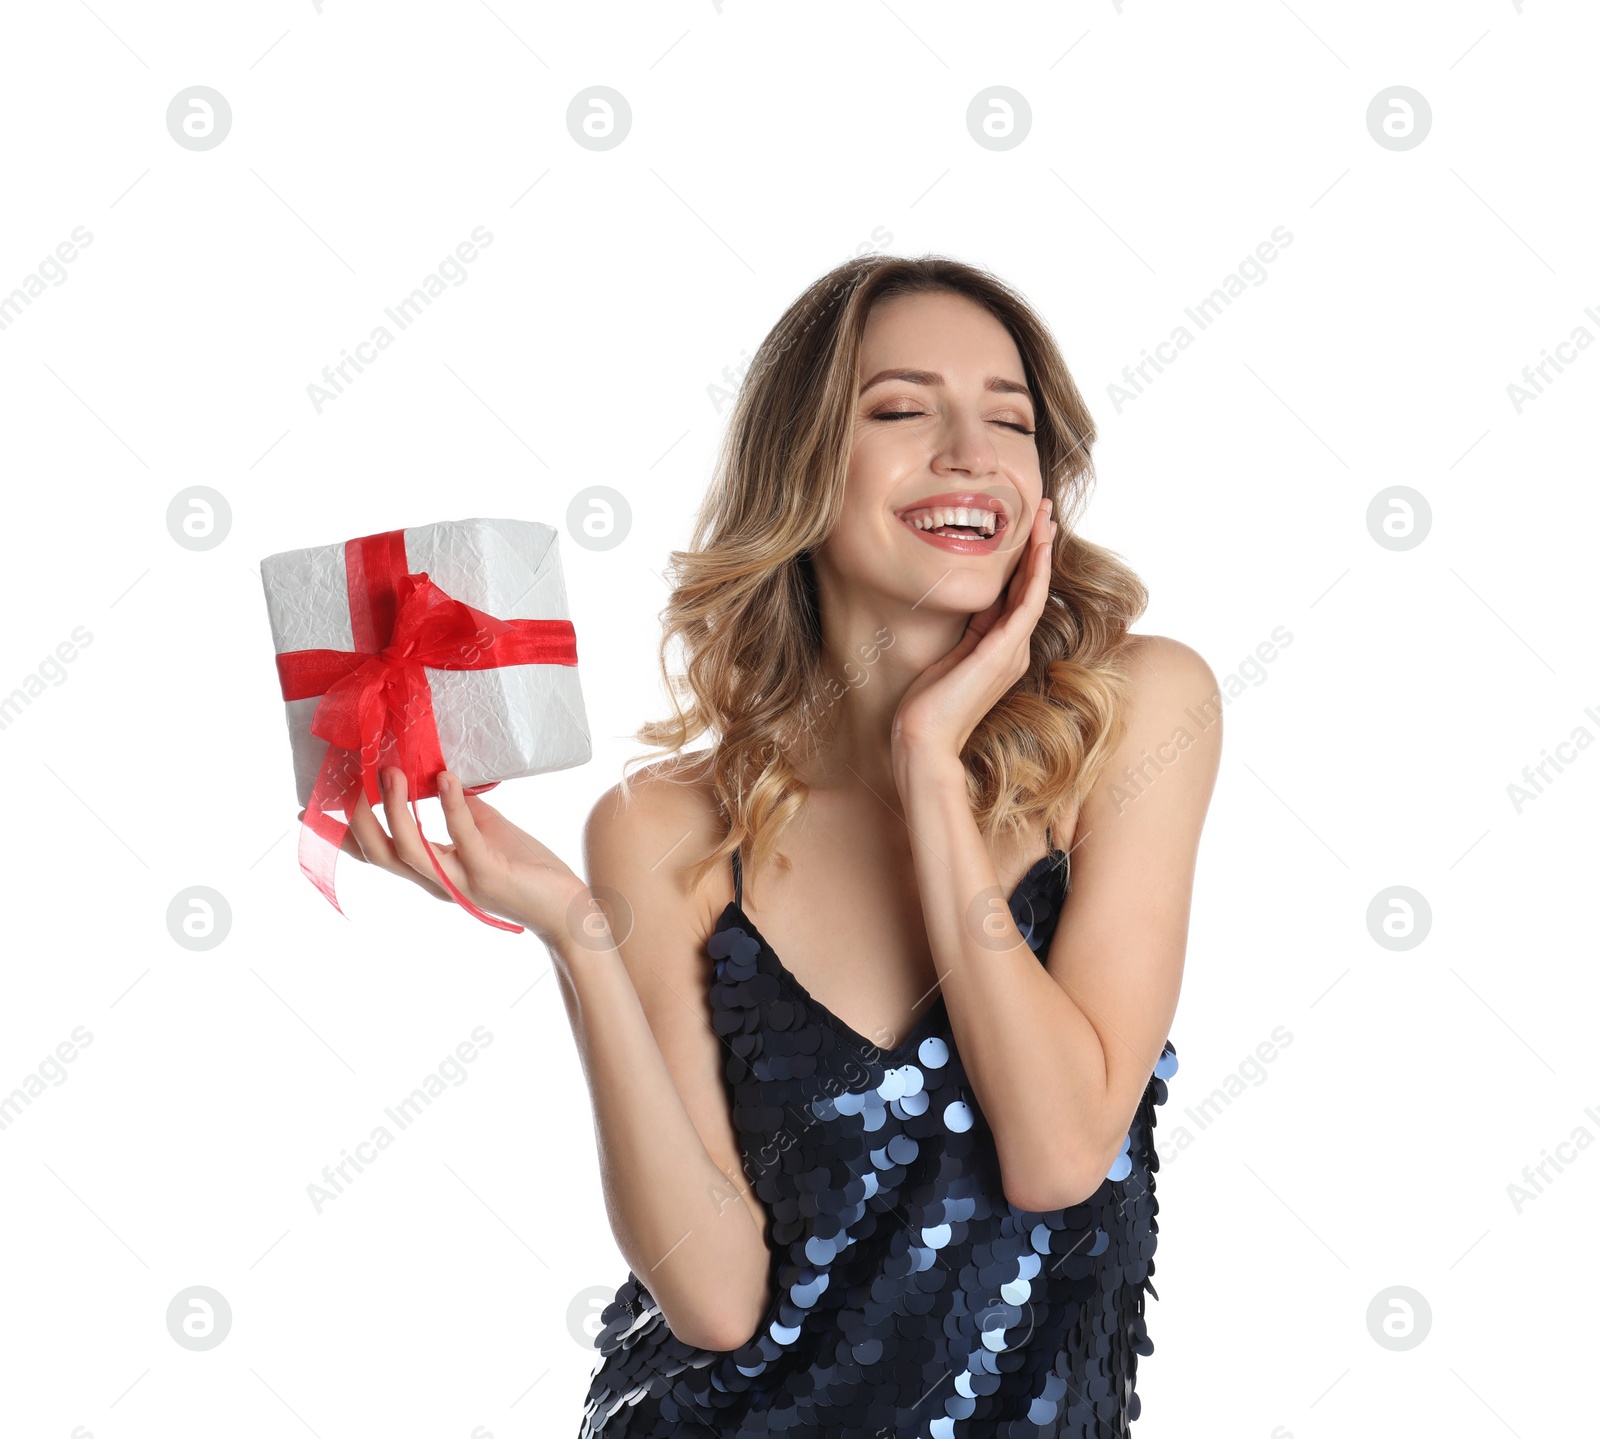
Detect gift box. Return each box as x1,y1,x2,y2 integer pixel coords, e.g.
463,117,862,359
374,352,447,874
260,517,591,931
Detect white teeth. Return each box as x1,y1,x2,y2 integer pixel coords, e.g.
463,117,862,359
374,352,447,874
902,506,998,535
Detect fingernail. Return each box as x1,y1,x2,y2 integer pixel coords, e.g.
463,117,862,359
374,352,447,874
380,767,391,793
438,773,452,798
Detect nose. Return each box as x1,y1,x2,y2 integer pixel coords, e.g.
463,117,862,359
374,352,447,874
928,411,1000,478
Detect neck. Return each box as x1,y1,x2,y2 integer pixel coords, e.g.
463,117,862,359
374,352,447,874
797,611,968,796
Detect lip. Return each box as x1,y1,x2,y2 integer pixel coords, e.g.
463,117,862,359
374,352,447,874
894,491,1011,554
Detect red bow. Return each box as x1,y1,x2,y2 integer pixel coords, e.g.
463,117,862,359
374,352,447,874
273,527,578,932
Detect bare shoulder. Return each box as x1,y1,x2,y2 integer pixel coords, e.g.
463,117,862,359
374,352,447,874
1114,632,1224,778
1121,632,1221,700
584,751,730,941
1067,631,1222,891
582,753,772,1273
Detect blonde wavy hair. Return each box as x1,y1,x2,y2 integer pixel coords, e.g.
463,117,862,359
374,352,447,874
626,253,1148,905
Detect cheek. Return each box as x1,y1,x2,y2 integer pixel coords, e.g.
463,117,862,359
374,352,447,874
1015,474,1045,515
849,422,923,472
842,451,905,518
845,438,889,490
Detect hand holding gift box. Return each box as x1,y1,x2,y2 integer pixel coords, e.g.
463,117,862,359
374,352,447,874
260,517,592,932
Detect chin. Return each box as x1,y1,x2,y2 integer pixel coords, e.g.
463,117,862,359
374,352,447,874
889,574,1003,612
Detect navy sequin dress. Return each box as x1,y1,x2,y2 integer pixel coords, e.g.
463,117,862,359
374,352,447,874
581,832,1178,1438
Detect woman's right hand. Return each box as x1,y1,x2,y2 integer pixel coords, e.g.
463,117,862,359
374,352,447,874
310,765,592,945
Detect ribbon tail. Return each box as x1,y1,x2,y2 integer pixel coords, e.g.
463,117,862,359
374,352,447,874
298,811,351,919
409,797,525,934
298,746,361,919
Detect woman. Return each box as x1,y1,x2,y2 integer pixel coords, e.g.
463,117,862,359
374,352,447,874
343,255,1221,1436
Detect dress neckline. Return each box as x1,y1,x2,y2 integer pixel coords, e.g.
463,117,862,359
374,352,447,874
716,845,1070,1063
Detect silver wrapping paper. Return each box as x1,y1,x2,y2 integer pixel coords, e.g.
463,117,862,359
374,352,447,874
259,516,591,808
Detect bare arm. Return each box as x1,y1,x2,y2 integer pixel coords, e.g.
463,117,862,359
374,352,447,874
558,772,774,1352
898,634,1221,1212
340,758,773,1351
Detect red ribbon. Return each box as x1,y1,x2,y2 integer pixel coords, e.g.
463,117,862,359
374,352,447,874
273,527,578,932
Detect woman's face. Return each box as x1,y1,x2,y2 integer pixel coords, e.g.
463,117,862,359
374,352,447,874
819,289,1045,616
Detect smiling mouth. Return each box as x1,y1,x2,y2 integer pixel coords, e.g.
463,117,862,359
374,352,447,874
895,503,1009,549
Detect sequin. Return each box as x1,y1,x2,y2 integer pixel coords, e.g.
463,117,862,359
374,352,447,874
580,842,1175,1438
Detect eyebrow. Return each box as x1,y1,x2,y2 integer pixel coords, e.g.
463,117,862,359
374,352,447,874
859,368,1034,402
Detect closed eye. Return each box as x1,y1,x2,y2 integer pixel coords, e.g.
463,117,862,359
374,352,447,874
874,411,1035,435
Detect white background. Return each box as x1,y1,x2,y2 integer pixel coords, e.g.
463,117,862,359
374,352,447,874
1,2,1593,1437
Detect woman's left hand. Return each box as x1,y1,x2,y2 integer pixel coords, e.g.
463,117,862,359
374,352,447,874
890,496,1057,779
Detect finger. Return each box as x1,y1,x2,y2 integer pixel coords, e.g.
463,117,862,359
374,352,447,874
381,767,471,895
1032,499,1054,561
1001,491,1045,558
976,499,1052,645
988,511,1055,649
995,519,1045,619
1011,518,1054,626
1034,513,1058,592
1004,501,1048,595
346,788,400,866
1020,499,1053,582
435,770,494,875
350,781,451,900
